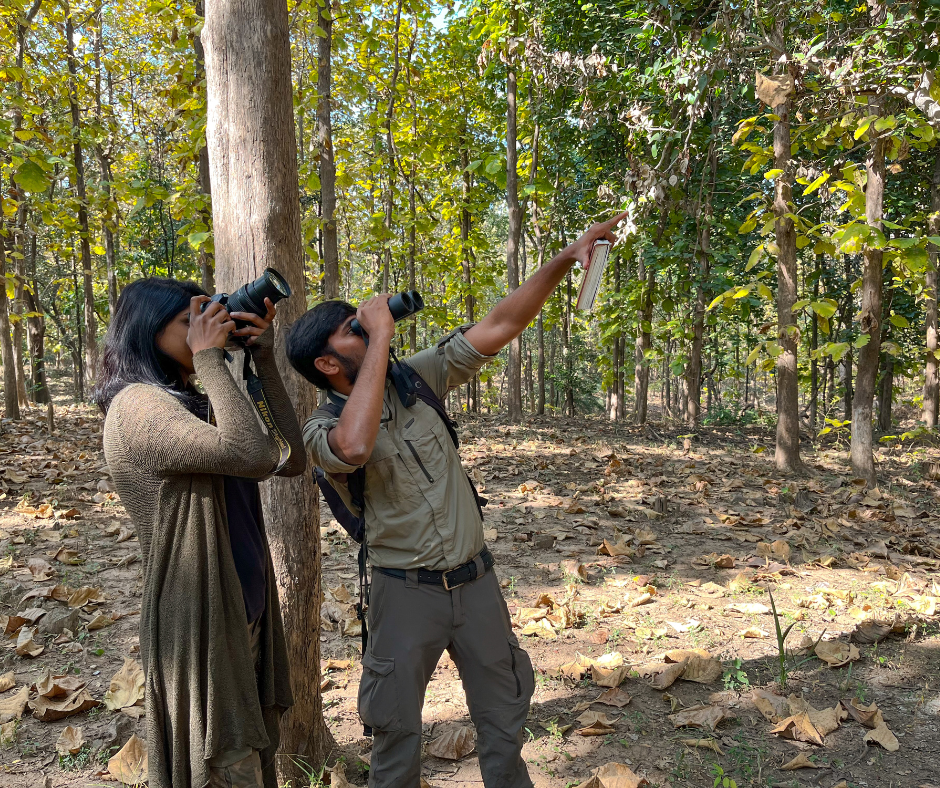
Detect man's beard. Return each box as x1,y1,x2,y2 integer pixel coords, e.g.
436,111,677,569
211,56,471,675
330,348,361,386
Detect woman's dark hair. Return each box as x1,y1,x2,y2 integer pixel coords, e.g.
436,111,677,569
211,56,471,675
286,300,357,389
94,277,208,414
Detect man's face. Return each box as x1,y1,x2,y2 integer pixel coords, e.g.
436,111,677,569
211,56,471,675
323,314,367,386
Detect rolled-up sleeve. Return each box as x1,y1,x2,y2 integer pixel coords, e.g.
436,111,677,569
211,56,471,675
407,324,495,400
303,414,360,474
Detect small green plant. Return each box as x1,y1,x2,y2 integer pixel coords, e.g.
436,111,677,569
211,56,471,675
769,590,797,688
711,764,738,788
59,745,93,770
290,755,329,787
723,658,750,691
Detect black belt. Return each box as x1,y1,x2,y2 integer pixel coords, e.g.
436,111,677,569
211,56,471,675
376,548,495,591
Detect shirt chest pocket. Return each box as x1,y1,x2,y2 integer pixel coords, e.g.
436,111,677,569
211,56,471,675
401,406,450,486
366,429,418,503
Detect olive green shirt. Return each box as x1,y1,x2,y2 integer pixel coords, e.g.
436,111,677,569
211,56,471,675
304,327,492,571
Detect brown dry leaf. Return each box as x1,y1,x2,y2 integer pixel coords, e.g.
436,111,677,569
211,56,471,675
0,672,14,693
563,560,588,581
329,762,354,788
751,689,789,723
727,572,753,593
840,699,881,729
851,619,893,644
737,627,769,638
108,734,149,784
682,656,722,684
712,554,735,568
35,670,87,698
104,658,145,711
56,725,85,756
756,71,795,106
30,688,100,721
598,539,635,558
323,658,353,671
88,613,115,631
0,686,29,724
699,581,727,597
427,725,475,760
648,661,687,690
53,547,82,565
727,602,770,616
629,585,657,607
681,738,724,755
781,752,823,770
577,716,618,736
815,640,860,667
68,586,103,608
15,626,44,658
664,648,710,663
668,704,730,732
865,722,900,751
592,665,630,688
595,687,632,708
575,762,650,788
519,618,556,639
771,712,824,745
0,720,16,745
27,556,55,581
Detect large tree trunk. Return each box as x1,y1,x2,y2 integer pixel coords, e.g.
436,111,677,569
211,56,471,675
634,253,653,424
504,6,523,423
194,0,215,294
317,0,339,299
924,150,940,427
0,235,20,419
770,41,803,474
202,0,332,780
65,10,98,390
850,95,886,486
381,0,404,293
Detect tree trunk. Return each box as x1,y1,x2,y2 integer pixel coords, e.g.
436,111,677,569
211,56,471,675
810,261,820,431
0,235,20,419
12,208,29,408
850,90,886,487
564,270,573,415
25,233,49,403
317,0,339,299
770,30,803,474
504,6,523,423
194,0,215,293
65,10,98,390
634,253,653,424
202,0,332,779
686,220,709,425
924,149,940,427
878,356,893,432
459,121,477,410
380,0,404,293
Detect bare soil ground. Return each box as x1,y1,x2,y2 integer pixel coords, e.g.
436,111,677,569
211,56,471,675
2,397,940,788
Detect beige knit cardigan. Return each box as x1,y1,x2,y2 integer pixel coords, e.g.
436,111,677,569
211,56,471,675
103,336,306,788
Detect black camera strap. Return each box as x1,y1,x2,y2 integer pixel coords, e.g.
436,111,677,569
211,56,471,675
242,351,292,479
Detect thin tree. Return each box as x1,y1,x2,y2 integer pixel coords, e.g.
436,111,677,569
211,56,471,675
924,150,940,427
317,0,339,299
504,4,523,422
202,0,333,780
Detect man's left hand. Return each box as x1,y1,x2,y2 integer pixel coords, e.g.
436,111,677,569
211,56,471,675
566,210,630,268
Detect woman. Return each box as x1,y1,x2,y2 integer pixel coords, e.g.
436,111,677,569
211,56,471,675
95,277,306,788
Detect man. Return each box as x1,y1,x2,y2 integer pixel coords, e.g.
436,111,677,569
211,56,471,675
286,212,627,788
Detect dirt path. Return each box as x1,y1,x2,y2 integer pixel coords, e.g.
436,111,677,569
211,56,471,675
2,403,939,787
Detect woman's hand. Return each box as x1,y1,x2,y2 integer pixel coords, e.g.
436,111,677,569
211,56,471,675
188,296,236,354
230,298,277,346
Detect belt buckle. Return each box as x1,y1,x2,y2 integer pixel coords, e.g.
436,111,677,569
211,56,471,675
442,569,463,591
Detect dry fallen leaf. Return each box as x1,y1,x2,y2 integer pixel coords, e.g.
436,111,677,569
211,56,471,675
15,626,44,658
751,689,789,723
68,586,103,608
104,658,145,711
88,613,115,631
592,664,630,688
427,726,475,760
0,719,16,745
668,704,731,731
865,722,900,752
681,738,724,755
781,752,823,770
0,686,29,724
738,627,769,638
840,699,882,729
34,670,87,698
323,658,353,671
56,725,85,756
108,734,149,784
0,672,14,693
595,687,632,708
329,761,354,788
574,761,650,788
27,556,56,581
815,640,860,667
851,619,893,644
647,661,687,690
30,688,100,722
727,602,770,616
681,656,722,684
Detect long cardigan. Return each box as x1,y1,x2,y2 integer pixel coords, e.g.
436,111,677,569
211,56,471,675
102,335,306,788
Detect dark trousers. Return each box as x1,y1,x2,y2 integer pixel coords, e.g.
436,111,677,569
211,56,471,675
358,567,535,788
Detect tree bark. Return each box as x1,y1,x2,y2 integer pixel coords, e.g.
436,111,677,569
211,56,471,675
459,123,477,410
93,8,119,317
316,0,339,299
65,9,98,390
504,6,523,423
924,149,940,427
770,41,803,473
878,356,893,432
686,218,709,425
202,0,332,779
0,234,20,419
634,252,653,424
194,0,215,293
25,232,49,403
850,96,886,486
810,261,820,431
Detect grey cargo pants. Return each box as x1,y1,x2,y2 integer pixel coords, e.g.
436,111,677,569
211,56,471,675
358,566,535,788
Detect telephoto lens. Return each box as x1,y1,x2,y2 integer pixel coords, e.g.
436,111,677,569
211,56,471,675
350,290,425,336
202,268,291,328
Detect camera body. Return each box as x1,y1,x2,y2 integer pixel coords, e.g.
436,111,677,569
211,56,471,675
350,290,424,336
202,268,291,329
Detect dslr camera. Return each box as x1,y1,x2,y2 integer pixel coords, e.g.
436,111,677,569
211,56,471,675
201,268,292,329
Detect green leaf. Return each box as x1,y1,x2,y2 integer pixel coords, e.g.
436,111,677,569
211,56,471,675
791,299,810,313
888,314,909,328
745,245,763,271
13,160,50,193
745,345,762,365
802,171,830,195
757,283,773,300
765,341,783,357
854,334,871,349
764,169,784,180
810,300,837,318
738,216,757,234
854,116,874,140
188,231,211,249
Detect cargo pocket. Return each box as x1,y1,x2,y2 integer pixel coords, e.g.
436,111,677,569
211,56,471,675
508,638,535,701
358,652,401,732
368,431,416,503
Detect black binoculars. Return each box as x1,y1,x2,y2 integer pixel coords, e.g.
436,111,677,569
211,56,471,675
350,290,425,336
201,268,291,329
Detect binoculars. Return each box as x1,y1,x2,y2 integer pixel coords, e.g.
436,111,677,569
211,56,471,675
350,290,425,336
201,268,292,329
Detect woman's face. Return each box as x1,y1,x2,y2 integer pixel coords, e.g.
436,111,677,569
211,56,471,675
156,307,195,376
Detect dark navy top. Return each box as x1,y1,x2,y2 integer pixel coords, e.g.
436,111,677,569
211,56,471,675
223,476,266,624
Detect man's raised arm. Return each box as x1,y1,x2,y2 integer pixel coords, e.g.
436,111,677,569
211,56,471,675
464,211,629,357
